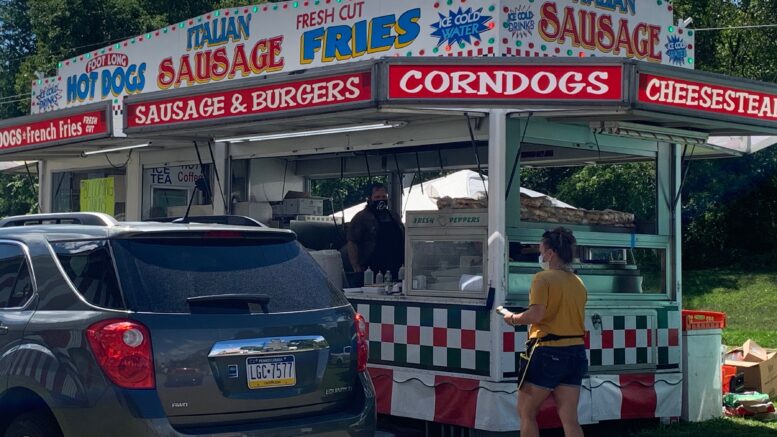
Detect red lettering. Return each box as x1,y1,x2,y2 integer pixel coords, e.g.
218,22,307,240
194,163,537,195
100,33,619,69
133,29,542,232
613,18,633,58
157,37,285,88
158,58,175,89
578,10,596,49
559,7,580,46
634,23,649,58
648,25,662,62
211,47,229,80
597,15,615,50
228,44,251,79
194,51,211,82
175,55,194,88
539,6,661,63
539,2,560,40
296,13,309,30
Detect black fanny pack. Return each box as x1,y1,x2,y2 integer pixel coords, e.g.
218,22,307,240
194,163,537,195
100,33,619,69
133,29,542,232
517,333,584,389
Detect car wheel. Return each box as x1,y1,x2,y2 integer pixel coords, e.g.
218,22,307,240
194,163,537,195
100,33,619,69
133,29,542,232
4,411,62,437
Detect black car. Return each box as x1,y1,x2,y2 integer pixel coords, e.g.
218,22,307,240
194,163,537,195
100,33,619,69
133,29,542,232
0,213,375,437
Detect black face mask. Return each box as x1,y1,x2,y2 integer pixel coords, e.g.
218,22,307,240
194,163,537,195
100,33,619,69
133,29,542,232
369,200,389,211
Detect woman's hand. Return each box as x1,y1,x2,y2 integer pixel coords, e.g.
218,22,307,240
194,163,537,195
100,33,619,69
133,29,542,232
503,312,516,326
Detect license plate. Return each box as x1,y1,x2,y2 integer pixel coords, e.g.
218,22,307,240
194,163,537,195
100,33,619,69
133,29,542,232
246,355,296,389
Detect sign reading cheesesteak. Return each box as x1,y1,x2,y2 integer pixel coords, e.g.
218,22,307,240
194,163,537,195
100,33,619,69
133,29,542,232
0,109,108,150
388,65,623,101
638,74,777,121
126,72,371,128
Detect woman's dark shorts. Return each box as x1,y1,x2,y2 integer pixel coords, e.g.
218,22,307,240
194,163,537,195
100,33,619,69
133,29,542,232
524,345,588,390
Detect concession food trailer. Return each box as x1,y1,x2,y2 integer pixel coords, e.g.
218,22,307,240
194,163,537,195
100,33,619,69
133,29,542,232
2,0,777,433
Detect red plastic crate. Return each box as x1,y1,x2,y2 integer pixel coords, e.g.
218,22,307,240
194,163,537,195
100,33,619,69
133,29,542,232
682,310,726,330
721,365,737,394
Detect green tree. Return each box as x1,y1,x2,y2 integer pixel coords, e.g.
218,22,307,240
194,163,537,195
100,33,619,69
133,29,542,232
0,173,38,217
0,0,34,118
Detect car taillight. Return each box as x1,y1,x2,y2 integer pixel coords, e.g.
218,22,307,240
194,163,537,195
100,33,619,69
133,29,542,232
354,313,368,372
86,319,155,389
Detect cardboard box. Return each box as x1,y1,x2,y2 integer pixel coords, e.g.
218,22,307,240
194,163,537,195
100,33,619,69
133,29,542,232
744,339,769,363
725,351,777,397
282,198,324,216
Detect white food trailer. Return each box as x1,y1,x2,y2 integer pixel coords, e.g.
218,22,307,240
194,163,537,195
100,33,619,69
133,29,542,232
1,0,776,433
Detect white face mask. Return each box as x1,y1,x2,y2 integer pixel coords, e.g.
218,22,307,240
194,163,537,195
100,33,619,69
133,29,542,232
538,254,550,271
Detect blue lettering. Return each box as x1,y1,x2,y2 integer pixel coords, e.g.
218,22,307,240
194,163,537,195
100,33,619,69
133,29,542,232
133,63,147,93
99,64,148,98
396,8,421,47
352,20,369,56
370,14,395,51
187,15,252,50
575,0,635,14
324,25,353,60
66,75,80,102
301,10,421,63
301,27,325,64
88,72,98,99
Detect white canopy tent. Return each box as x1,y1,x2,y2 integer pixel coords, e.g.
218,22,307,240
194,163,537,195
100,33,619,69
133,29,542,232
331,170,574,223
707,136,777,155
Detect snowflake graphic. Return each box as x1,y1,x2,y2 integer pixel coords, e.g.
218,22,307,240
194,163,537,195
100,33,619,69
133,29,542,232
430,7,493,47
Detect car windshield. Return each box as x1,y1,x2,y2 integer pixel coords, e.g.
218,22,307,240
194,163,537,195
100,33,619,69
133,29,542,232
109,237,348,314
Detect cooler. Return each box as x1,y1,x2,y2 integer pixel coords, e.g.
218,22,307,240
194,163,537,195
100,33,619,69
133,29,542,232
681,310,726,422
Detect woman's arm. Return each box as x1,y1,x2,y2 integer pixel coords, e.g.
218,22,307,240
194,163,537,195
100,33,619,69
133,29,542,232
504,304,546,326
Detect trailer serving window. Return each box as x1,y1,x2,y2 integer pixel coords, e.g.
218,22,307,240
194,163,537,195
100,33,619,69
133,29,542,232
506,120,674,300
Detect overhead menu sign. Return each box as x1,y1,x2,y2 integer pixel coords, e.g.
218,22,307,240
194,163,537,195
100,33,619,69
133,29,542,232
388,63,624,102
637,73,777,123
0,104,111,153
31,0,693,117
125,71,372,130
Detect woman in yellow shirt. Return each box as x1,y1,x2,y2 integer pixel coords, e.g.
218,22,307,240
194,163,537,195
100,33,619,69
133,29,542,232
502,227,588,437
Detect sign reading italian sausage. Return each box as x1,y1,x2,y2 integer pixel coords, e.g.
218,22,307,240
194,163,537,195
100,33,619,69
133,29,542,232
638,73,777,121
388,64,624,101
0,109,109,151
126,71,372,128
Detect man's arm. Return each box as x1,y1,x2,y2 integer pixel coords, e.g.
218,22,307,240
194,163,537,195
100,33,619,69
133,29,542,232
346,241,362,272
346,212,366,272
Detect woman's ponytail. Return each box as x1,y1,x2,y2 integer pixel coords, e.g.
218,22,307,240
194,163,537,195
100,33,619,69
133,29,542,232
542,227,576,264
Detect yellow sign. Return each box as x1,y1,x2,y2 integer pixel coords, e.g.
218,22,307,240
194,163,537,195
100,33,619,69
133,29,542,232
80,177,115,215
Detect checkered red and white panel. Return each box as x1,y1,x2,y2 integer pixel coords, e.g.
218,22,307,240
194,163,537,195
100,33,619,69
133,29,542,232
356,302,492,375
501,309,682,376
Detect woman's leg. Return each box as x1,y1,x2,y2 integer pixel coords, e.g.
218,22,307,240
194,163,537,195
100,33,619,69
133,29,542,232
553,385,583,437
518,384,551,437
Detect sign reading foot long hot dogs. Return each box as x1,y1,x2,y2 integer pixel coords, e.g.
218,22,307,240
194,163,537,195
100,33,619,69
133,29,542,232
388,64,624,102
125,71,372,129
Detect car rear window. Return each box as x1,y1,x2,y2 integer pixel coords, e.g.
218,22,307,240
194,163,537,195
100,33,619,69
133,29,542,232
109,238,348,314
51,240,126,310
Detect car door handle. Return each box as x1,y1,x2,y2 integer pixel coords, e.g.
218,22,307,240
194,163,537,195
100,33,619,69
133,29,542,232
0,325,9,335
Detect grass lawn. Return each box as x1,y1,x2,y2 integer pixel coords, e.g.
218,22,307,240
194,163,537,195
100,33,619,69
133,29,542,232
626,418,777,436
683,269,777,348
609,268,777,436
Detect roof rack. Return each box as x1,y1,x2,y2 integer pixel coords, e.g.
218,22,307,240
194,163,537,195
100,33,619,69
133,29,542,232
0,212,118,227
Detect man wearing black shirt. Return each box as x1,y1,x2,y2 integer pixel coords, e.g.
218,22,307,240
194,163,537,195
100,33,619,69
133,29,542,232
346,183,405,279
